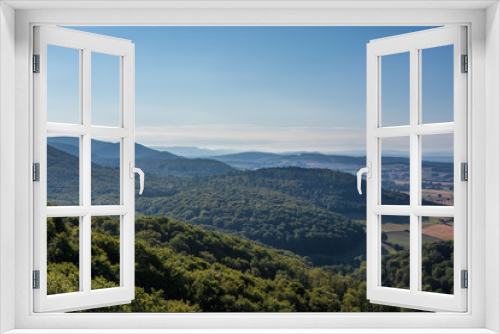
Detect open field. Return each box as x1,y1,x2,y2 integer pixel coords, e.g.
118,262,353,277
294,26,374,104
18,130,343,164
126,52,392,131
381,160,454,206
421,188,454,205
422,218,454,241
381,223,409,232
422,224,453,241
383,231,443,252
382,217,453,253
385,231,410,249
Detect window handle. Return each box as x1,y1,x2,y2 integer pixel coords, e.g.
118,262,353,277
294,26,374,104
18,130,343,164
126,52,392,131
129,162,145,195
357,162,371,195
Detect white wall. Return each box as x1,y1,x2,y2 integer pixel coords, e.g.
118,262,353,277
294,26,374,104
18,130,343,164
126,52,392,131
0,2,16,333
486,2,500,333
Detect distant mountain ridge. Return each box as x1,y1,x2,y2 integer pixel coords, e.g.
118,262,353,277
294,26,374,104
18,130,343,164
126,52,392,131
151,146,239,158
49,138,452,175
211,151,367,172
151,146,453,163
48,137,181,160
47,137,234,177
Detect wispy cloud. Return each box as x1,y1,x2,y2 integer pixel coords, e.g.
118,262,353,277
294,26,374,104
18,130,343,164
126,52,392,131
136,124,367,153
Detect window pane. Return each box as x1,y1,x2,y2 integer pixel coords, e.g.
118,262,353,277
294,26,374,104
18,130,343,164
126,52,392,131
91,137,121,205
421,216,454,294
47,216,80,295
421,45,454,124
91,216,121,290
381,52,410,127
47,45,80,124
92,52,121,127
381,215,410,289
47,136,80,206
381,136,410,205
421,133,454,206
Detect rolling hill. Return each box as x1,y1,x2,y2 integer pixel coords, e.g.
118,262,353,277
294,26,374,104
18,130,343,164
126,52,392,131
135,167,420,265
47,142,443,266
47,137,234,177
47,145,414,265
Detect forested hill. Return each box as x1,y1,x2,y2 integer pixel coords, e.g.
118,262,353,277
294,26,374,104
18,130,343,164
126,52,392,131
141,167,409,216
48,215,399,312
138,168,411,265
47,145,411,265
48,215,452,312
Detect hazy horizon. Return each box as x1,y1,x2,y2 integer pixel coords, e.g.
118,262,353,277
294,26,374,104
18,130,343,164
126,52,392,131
146,144,453,162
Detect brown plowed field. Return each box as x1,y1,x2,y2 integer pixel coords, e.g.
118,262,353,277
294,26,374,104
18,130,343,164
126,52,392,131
422,222,454,241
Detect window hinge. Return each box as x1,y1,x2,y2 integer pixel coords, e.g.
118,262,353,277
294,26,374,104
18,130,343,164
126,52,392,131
33,163,40,182
461,162,468,181
33,270,40,289
33,54,40,73
461,54,468,73
461,270,468,289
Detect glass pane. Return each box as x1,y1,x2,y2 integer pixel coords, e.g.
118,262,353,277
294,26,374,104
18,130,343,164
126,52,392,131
381,215,410,289
47,216,80,295
381,136,410,205
381,216,410,289
91,216,121,290
421,133,454,206
47,136,80,206
92,52,121,127
421,216,454,294
47,45,80,124
381,52,410,127
421,45,454,124
91,137,121,205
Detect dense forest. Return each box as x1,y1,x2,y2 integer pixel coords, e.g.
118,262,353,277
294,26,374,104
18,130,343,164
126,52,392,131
46,143,454,312
47,145,412,265
137,169,369,265
47,215,453,312
381,240,454,293
135,167,418,265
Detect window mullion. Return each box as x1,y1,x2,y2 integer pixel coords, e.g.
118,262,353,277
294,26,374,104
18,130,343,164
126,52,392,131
409,47,421,294
82,47,92,294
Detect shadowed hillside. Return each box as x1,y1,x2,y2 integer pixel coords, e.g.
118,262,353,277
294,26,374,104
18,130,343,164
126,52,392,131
47,138,235,177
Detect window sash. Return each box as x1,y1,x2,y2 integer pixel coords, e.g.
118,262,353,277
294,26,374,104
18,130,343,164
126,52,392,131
366,26,468,312
33,25,136,313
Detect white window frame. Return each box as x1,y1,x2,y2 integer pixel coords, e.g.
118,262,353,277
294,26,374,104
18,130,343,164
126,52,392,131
0,1,499,333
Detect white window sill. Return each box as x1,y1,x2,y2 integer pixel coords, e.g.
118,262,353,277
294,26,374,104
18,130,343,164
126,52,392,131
4,330,498,334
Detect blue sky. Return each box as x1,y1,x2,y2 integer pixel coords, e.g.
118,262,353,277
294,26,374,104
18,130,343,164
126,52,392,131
48,26,453,153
